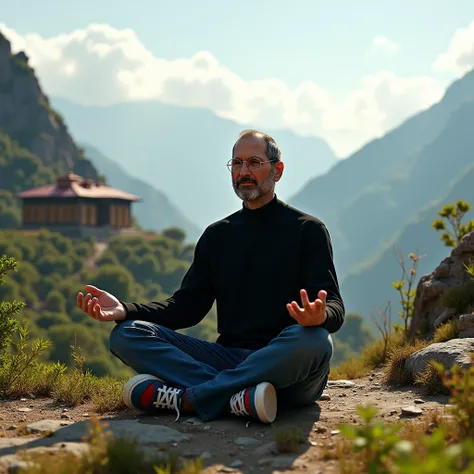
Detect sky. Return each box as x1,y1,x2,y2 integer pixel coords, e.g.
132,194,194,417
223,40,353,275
2,0,474,157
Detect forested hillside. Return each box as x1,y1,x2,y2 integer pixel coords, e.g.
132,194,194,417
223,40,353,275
0,228,218,377
0,29,201,240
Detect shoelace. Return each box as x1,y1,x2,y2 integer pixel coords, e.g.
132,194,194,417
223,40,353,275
153,385,182,421
229,389,249,416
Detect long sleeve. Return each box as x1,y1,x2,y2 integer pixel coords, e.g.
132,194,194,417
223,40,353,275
300,219,345,333
120,230,215,330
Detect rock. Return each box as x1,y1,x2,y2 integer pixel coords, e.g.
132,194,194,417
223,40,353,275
401,406,423,416
319,393,331,400
185,417,203,425
410,232,474,338
414,399,425,404
26,420,72,434
326,380,356,388
269,454,298,469
405,338,474,376
0,32,99,181
254,442,277,456
458,313,474,338
25,419,189,445
313,424,328,434
234,437,260,446
229,460,243,468
17,408,32,413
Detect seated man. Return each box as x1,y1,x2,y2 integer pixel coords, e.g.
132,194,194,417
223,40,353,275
77,129,345,424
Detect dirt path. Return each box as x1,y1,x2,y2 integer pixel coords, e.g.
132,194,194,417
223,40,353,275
0,372,450,473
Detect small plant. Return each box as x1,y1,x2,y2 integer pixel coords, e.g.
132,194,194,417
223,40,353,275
271,424,306,453
432,200,474,248
392,250,425,337
433,354,474,439
466,261,474,280
0,255,51,396
370,301,393,362
384,339,429,387
433,319,459,343
338,405,403,472
440,280,474,314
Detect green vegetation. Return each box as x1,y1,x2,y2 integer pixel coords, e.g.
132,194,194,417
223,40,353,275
0,130,57,228
432,200,474,248
392,251,424,336
0,229,218,378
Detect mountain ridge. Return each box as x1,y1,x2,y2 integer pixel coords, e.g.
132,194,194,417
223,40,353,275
51,96,339,229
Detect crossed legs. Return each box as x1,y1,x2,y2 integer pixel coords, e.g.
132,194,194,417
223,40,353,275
109,320,333,422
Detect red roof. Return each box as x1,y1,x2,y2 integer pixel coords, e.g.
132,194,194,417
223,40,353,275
15,173,141,201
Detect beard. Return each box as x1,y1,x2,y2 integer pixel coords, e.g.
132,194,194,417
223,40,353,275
233,170,275,202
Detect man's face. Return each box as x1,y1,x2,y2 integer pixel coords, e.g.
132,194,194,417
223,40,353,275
231,135,278,202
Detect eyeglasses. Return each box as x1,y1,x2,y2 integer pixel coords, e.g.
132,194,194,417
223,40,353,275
226,157,277,172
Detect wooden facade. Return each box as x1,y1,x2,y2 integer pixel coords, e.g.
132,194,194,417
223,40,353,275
21,199,132,228
15,173,141,239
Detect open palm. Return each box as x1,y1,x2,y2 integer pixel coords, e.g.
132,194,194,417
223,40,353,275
77,285,126,322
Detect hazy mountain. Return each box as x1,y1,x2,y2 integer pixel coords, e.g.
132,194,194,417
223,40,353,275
82,145,201,241
51,98,338,229
288,68,474,277
341,161,474,326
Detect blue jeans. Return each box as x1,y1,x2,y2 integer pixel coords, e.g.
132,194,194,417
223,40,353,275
109,321,333,421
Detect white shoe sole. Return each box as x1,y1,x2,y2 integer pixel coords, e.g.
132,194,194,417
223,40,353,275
254,382,277,423
123,374,164,410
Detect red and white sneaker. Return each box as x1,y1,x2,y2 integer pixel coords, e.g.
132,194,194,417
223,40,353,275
122,374,183,421
229,382,277,423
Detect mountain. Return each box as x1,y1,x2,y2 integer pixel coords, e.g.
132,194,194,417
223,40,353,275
340,160,474,325
50,97,338,229
0,29,199,239
288,68,474,278
0,31,97,182
82,145,201,241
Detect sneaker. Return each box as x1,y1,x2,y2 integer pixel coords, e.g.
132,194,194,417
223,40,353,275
123,374,183,421
229,382,277,423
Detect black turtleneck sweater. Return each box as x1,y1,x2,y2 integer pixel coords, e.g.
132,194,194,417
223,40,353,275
121,196,345,349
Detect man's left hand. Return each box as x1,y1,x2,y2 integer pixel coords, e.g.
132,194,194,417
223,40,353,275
286,289,327,327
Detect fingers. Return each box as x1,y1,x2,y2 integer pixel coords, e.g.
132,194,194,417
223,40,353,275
77,290,102,320
300,289,311,309
84,285,104,297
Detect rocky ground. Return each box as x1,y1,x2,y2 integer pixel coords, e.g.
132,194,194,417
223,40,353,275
0,372,450,474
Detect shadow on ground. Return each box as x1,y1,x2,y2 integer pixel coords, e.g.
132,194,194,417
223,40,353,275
0,403,323,472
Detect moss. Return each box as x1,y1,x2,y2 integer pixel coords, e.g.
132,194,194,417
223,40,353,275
441,280,474,313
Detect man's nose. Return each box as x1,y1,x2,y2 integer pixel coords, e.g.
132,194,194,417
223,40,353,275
238,162,251,176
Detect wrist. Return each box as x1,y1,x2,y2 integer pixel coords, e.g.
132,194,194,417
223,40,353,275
117,303,127,321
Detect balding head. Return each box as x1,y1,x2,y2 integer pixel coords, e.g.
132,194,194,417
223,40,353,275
232,129,282,166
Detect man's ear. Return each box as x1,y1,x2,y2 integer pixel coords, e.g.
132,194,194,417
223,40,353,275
274,162,284,182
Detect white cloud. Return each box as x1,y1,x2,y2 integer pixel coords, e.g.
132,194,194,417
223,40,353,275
1,23,446,157
432,20,474,74
369,35,400,54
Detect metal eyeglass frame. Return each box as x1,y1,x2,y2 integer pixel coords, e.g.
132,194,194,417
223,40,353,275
226,157,278,172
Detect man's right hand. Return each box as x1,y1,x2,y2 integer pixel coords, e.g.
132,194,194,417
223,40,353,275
77,285,127,322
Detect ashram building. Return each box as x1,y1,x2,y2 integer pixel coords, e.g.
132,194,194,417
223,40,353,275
15,172,141,240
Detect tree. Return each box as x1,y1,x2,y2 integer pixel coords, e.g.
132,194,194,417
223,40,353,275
0,255,24,359
432,200,474,247
162,227,186,244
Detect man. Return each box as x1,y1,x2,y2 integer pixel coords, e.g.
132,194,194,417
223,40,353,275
77,129,344,424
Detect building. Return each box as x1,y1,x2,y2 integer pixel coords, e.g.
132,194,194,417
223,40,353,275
15,172,142,240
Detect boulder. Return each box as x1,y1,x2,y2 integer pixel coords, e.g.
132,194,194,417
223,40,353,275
409,231,474,338
405,338,474,377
